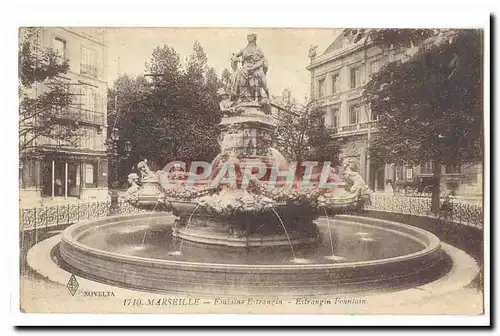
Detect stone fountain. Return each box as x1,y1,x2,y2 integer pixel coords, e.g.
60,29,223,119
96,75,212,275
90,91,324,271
125,33,371,248
53,34,448,296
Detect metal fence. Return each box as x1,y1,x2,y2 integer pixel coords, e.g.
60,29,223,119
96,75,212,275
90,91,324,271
365,194,484,229
19,200,149,232
19,194,484,232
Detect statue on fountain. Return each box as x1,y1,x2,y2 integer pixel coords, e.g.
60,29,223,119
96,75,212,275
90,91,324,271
133,159,166,207
229,33,270,107
217,88,244,117
137,159,156,182
123,173,140,203
341,158,371,198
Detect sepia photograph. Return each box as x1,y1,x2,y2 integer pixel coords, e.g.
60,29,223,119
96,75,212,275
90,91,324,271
11,5,490,327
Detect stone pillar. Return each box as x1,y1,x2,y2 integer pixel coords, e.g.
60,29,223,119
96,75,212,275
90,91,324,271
325,73,333,96
64,161,68,198
359,149,367,181
51,160,55,198
338,100,346,127
81,161,86,199
476,163,483,194
76,163,81,198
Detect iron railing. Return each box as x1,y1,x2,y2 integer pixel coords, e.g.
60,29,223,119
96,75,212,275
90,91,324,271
365,194,483,229
331,120,378,137
19,194,484,232
19,200,149,232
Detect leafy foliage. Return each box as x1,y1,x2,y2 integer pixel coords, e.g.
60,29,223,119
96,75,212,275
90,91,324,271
19,28,81,153
109,41,223,177
343,28,438,49
274,99,341,165
220,68,232,92
365,30,483,167
355,28,483,210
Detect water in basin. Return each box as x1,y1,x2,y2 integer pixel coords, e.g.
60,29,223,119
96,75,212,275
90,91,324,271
76,217,424,266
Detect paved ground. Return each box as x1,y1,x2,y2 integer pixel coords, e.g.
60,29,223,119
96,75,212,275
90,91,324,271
19,273,483,315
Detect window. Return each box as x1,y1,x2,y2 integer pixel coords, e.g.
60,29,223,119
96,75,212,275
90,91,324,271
54,37,66,59
369,60,380,75
82,127,101,150
81,46,98,78
350,66,361,88
79,126,96,149
331,73,340,94
406,166,413,179
81,85,100,118
421,161,434,174
349,104,360,124
95,91,103,113
328,107,339,128
396,166,403,180
81,86,90,114
85,163,98,188
21,159,38,189
445,165,461,174
317,78,325,98
53,81,70,116
91,91,98,112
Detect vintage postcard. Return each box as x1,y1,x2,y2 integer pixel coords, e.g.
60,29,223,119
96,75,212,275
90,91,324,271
16,25,488,322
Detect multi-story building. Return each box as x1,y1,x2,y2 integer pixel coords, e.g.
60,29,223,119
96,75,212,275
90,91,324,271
307,32,482,196
19,28,109,205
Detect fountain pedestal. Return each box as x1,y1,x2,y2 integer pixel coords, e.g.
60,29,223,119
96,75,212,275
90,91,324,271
166,102,323,248
171,201,320,247
136,180,162,207
219,102,275,157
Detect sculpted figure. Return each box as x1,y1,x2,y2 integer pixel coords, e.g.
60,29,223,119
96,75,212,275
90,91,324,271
308,45,318,61
217,88,244,117
168,163,188,181
137,159,156,182
230,34,270,103
341,158,370,197
123,173,140,203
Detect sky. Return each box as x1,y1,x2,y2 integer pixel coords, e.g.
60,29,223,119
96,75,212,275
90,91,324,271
105,28,342,102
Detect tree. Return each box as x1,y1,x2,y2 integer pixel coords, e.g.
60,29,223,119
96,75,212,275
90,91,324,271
274,99,341,167
220,68,232,92
280,87,297,111
107,74,152,183
19,28,81,153
343,28,438,50
358,29,483,212
175,41,221,163
109,41,222,182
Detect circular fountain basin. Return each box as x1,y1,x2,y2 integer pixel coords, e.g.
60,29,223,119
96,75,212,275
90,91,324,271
58,213,448,296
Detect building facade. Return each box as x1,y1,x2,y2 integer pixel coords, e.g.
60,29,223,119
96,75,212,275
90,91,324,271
307,32,482,196
20,28,109,205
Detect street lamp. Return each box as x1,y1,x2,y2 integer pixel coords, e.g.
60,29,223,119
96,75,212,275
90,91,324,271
110,127,120,142
107,128,132,214
125,140,132,153
106,127,133,184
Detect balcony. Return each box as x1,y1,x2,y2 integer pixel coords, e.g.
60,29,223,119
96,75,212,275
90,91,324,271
53,106,105,126
80,64,99,78
330,120,378,137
